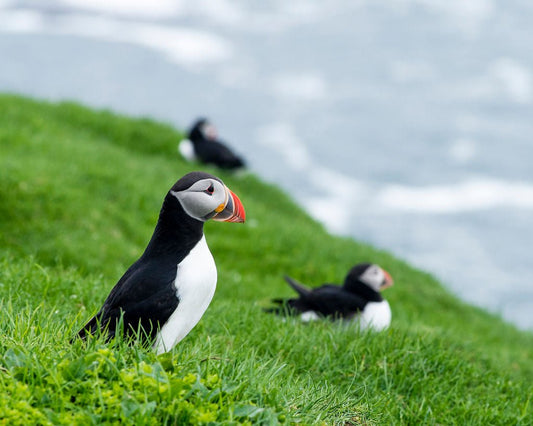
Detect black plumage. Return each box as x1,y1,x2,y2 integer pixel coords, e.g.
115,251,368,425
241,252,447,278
187,118,245,170
75,171,245,350
266,263,390,320
77,174,206,342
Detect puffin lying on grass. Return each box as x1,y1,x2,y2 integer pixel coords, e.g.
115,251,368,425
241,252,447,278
266,263,394,331
75,171,245,354
178,118,246,170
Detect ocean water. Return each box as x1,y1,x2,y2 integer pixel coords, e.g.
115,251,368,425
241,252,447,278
1,0,532,329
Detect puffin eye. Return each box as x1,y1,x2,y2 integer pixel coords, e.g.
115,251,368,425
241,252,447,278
205,184,215,195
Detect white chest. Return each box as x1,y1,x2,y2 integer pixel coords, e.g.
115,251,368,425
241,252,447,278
358,300,391,331
178,139,197,162
153,235,217,354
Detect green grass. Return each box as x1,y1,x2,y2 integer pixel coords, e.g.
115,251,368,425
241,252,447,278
1,94,532,425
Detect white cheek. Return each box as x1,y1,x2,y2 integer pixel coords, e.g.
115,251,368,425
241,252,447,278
213,190,226,207
171,191,212,220
360,268,384,289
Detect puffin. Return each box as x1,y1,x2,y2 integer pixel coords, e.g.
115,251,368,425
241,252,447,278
178,118,246,170
76,171,246,354
266,263,394,331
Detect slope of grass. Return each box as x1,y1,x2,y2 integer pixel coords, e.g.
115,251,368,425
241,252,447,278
1,94,532,425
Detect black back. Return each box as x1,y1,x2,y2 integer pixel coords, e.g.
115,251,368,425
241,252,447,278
77,186,204,343
188,119,245,170
266,265,383,319
283,284,368,318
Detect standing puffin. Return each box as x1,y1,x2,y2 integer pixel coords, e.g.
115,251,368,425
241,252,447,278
76,171,245,354
178,118,246,170
266,263,394,331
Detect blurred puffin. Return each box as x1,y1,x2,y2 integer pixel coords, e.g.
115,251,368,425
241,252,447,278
266,263,394,331
76,171,245,354
178,118,246,170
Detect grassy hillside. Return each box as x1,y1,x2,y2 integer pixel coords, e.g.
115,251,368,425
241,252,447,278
1,94,532,425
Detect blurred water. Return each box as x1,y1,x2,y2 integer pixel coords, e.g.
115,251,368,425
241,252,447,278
1,0,532,329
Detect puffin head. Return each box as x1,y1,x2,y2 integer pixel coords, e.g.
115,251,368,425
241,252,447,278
170,171,245,223
343,263,393,293
189,118,218,142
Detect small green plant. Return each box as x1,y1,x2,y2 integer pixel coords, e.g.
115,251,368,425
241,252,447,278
0,342,280,425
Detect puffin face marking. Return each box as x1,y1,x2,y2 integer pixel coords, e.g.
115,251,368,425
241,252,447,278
201,122,218,140
211,188,245,223
359,264,394,292
170,177,245,223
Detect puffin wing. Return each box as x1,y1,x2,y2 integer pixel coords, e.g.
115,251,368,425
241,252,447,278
266,277,368,319
266,279,336,316
197,140,245,169
309,286,367,318
263,276,311,315
77,261,179,342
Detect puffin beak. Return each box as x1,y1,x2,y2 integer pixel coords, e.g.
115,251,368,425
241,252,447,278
381,270,394,290
212,186,246,223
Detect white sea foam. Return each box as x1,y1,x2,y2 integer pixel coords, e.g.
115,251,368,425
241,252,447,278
305,194,352,234
255,121,367,233
0,9,233,67
255,119,533,235
58,0,184,18
255,122,312,171
377,178,533,213
304,166,368,234
0,9,44,32
307,166,364,197
298,170,533,233
58,0,247,26
54,0,323,32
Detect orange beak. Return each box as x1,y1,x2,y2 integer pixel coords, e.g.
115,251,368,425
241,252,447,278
212,187,246,223
381,269,394,290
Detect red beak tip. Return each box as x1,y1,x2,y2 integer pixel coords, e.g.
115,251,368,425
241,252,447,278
229,190,246,223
